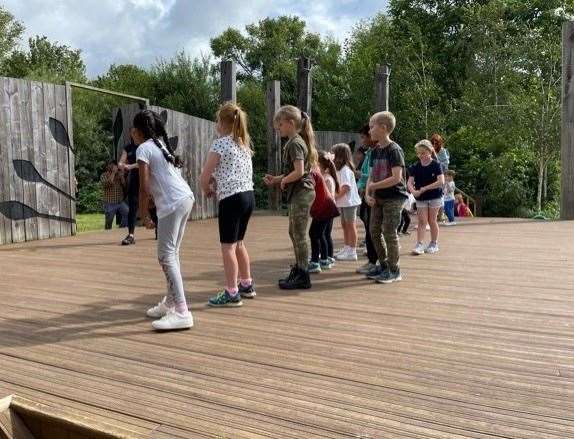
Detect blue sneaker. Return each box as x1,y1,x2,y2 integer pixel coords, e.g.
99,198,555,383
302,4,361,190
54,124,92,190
238,282,256,299
366,264,384,279
208,290,243,307
375,268,402,284
327,257,336,264
319,259,332,270
308,261,322,273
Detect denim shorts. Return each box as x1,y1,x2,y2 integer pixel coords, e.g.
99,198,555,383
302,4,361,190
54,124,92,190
416,197,443,209
339,206,358,222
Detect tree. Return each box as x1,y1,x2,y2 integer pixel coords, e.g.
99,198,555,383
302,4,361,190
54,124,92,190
0,6,24,64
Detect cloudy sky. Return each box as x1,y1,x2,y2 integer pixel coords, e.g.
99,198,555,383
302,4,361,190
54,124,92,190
3,0,389,78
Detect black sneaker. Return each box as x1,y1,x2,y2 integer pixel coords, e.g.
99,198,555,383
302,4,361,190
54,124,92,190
375,268,402,284
278,265,297,285
279,267,311,290
121,235,135,245
238,282,256,299
366,263,385,279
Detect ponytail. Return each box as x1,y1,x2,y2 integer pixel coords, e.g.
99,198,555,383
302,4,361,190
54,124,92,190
133,110,182,167
318,151,340,194
300,115,318,168
218,102,252,154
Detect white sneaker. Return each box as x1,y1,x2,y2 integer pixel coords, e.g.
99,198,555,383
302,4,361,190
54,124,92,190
443,222,457,226
146,298,173,318
412,242,425,255
334,246,349,257
152,310,194,331
425,242,439,254
337,248,358,261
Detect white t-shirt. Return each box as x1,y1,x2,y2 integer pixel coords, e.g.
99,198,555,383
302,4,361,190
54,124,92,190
136,139,194,219
444,181,456,201
323,173,336,198
210,135,254,200
336,165,361,208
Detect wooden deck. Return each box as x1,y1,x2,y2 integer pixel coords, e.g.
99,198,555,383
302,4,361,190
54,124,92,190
0,215,573,438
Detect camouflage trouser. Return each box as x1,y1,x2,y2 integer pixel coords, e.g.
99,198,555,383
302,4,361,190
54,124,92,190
288,189,315,270
369,198,404,271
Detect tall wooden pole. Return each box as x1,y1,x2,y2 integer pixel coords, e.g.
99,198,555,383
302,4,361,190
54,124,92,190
296,56,312,116
266,81,282,210
220,60,237,103
375,64,390,112
562,22,574,220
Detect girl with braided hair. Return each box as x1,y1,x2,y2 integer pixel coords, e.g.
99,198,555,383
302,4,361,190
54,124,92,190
132,109,195,331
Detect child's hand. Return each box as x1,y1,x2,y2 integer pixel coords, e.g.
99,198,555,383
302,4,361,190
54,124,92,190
280,178,287,191
366,194,375,207
412,190,421,198
143,216,155,229
263,174,275,186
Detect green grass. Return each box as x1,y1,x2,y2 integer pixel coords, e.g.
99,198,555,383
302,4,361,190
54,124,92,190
76,213,106,233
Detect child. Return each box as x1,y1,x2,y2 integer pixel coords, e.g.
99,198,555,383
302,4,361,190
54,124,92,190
264,105,317,290
443,170,456,225
455,194,474,217
100,160,128,230
356,124,380,275
133,110,195,331
364,111,408,283
407,139,445,255
308,164,339,273
332,143,362,261
431,133,449,171
200,102,255,307
319,151,338,265
397,193,414,235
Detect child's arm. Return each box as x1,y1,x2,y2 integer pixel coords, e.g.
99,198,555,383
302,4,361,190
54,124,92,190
407,176,416,194
137,160,154,229
280,159,304,190
336,185,350,199
200,151,220,197
420,174,445,194
368,166,403,191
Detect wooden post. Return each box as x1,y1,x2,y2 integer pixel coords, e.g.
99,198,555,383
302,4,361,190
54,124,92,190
562,22,574,220
266,81,281,210
220,60,236,104
375,64,391,112
296,56,312,116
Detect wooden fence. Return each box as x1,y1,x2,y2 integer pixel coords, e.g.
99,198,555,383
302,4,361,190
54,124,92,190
315,131,361,152
113,104,218,220
0,77,75,245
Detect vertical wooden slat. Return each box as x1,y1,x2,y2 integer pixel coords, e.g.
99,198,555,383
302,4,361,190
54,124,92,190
31,81,50,240
65,82,76,235
266,80,281,210
296,56,312,117
7,77,26,243
375,64,391,112
55,84,72,236
0,78,11,244
43,82,60,238
18,79,38,242
561,22,574,220
220,60,237,104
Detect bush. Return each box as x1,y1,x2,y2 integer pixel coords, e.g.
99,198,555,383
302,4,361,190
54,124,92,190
77,182,103,213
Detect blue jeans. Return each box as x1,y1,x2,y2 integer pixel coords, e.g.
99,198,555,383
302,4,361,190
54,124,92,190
444,199,455,223
104,202,129,229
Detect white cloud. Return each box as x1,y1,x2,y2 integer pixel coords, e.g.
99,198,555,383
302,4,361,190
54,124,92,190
2,0,387,77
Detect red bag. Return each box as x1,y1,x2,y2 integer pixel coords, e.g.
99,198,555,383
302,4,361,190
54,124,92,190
310,168,339,221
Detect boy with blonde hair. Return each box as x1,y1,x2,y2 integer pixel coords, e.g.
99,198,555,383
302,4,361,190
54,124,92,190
365,111,408,283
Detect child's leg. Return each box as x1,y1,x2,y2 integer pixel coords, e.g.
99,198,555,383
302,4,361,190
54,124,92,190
364,206,378,264
428,206,440,242
288,190,315,270
318,220,329,260
309,219,322,263
104,204,114,230
381,199,403,271
445,200,455,222
417,207,429,243
401,209,411,233
325,218,334,258
347,216,358,249
236,241,251,281
157,197,193,314
221,243,239,291
369,202,387,266
340,216,349,247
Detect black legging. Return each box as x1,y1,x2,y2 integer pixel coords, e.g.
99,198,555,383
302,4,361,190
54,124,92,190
309,219,330,263
359,199,378,264
325,217,334,258
398,209,411,234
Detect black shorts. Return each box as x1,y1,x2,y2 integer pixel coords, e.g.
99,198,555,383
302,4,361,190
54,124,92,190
218,191,255,244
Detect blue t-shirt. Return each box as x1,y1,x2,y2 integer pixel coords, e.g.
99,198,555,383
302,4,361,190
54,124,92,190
408,160,443,201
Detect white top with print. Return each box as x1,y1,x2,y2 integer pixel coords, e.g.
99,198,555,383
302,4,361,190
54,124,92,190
210,135,254,200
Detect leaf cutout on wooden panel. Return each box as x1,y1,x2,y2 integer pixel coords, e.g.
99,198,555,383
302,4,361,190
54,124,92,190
0,200,75,223
13,160,75,201
48,117,73,152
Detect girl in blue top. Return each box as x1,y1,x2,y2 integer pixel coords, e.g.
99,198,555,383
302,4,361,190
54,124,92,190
407,139,445,255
